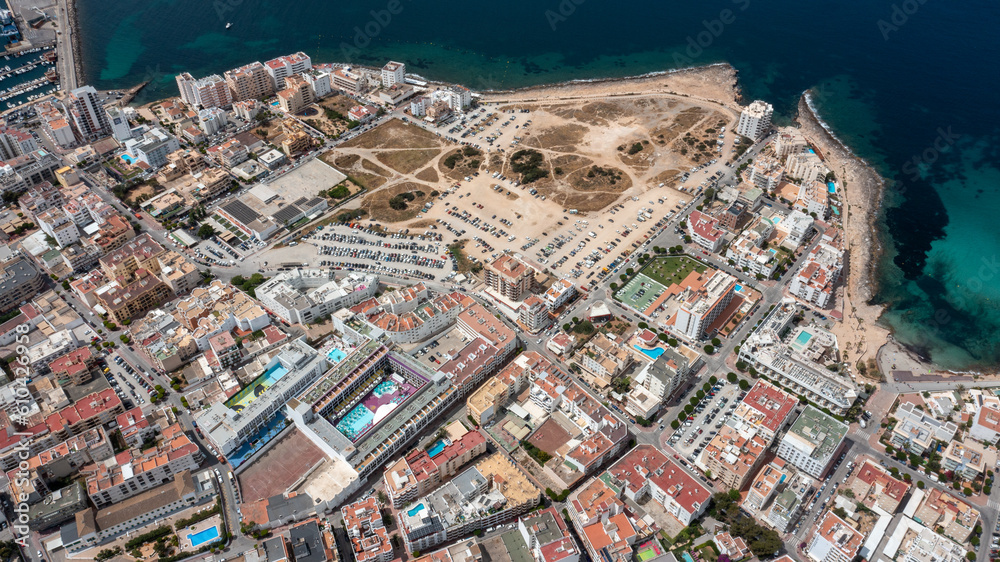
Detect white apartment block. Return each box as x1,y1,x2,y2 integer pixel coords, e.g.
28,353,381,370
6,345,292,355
37,208,81,248
265,52,312,90
736,100,773,139
725,218,777,277
789,241,843,308
381,61,405,87
255,270,378,325
124,127,180,168
198,107,228,136
774,130,810,159
777,405,848,478
785,151,828,184
673,270,736,340
304,70,333,99
775,210,813,248
106,106,132,142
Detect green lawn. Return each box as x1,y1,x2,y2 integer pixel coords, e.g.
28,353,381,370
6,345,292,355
642,256,707,287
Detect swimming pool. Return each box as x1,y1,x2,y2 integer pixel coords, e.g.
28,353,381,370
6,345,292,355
121,154,135,164
262,363,289,385
681,553,696,562
407,503,426,517
327,348,346,363
734,284,743,292
795,331,813,345
373,380,398,398
827,181,836,193
633,345,665,360
188,525,221,548
427,438,449,457
337,404,375,441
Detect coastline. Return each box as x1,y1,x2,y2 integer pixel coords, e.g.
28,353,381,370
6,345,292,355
794,92,913,377
65,0,83,86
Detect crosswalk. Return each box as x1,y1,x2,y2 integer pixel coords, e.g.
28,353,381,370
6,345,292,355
988,497,1000,511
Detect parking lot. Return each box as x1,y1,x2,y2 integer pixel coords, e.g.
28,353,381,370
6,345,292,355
107,352,155,408
666,381,744,461
270,223,453,281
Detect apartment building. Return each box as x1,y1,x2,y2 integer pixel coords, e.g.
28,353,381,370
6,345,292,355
574,332,633,389
777,405,848,478
0,257,44,313
456,303,518,357
737,300,857,415
699,416,769,490
805,513,864,562
725,217,778,277
484,254,535,301
48,347,98,386
383,430,487,508
465,361,528,425
381,61,405,87
84,424,203,508
342,497,393,562
686,210,725,252
436,338,503,398
607,445,711,525
775,130,810,159
125,127,181,169
891,402,958,454
971,401,1000,444
913,488,980,543
786,152,828,185
672,269,737,340
0,149,62,195
258,269,377,325
626,350,693,419
224,61,275,101
277,74,315,114
332,67,369,94
265,52,312,90
568,476,641,562
68,86,111,140
0,124,36,160
747,155,783,191
176,73,233,109
734,380,798,441
518,295,549,333
398,453,539,553
847,460,910,513
37,207,80,248
736,100,773,140
518,508,579,562
942,440,996,481
742,459,816,532
789,240,844,308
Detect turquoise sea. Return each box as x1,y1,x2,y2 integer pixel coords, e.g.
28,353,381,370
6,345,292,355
77,0,1000,369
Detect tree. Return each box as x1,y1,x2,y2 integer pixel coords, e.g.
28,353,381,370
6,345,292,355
198,224,217,239
711,337,721,347
917,480,925,489
704,345,715,354
736,360,747,371
671,420,680,430
696,390,705,400
833,507,848,519
727,372,739,383
739,379,750,390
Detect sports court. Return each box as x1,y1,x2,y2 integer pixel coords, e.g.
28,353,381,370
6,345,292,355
237,428,326,503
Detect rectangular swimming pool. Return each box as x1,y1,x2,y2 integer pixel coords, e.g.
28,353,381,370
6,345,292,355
795,331,813,345
427,439,448,457
188,525,220,548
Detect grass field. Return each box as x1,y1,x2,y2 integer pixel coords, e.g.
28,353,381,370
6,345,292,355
643,256,707,287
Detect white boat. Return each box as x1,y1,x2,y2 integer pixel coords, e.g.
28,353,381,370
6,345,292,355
225,22,232,29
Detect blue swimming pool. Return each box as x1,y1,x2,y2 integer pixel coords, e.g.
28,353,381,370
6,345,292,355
633,345,665,360
681,553,695,562
373,380,398,398
795,331,813,345
327,348,346,363
407,503,426,517
262,363,289,385
827,181,836,194
427,439,448,457
188,525,220,548
121,154,135,164
337,404,375,441
734,284,743,292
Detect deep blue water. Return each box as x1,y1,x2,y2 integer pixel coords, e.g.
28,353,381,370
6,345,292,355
78,0,1000,368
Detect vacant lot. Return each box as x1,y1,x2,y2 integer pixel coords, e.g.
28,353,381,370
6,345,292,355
361,182,434,222
321,151,390,190
643,255,707,287
439,146,484,181
340,119,443,150
566,165,631,192
375,148,441,175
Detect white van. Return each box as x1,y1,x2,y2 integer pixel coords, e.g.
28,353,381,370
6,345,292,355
589,232,597,238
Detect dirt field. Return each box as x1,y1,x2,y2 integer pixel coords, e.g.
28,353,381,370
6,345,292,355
361,181,434,222
340,119,444,150
375,148,441,174
237,429,326,503
321,151,389,190
439,147,485,181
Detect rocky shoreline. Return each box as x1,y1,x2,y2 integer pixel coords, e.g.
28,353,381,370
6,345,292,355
66,0,83,86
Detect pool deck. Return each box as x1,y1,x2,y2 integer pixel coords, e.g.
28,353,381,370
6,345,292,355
180,515,223,550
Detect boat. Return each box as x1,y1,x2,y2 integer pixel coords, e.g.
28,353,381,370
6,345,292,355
225,22,232,29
